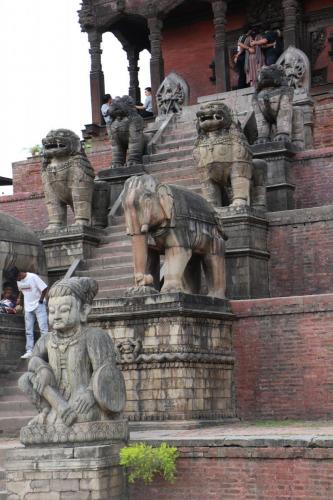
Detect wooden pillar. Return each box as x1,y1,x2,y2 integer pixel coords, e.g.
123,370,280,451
125,46,141,104
212,0,228,93
148,16,165,113
88,30,105,125
282,0,299,48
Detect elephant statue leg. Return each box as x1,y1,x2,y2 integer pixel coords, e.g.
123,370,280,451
230,162,252,206
202,253,226,299
72,183,93,226
42,173,67,228
162,247,192,293
132,234,154,287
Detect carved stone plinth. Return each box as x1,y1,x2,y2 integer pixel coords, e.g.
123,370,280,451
91,293,235,422
252,142,296,212
97,165,145,224
217,206,269,299
6,437,128,500
39,226,102,280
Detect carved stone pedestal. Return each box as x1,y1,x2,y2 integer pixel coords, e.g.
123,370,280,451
39,226,102,282
96,165,144,224
252,142,296,212
217,206,269,299
6,428,129,500
91,293,235,422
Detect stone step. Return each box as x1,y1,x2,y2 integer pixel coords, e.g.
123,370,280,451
154,137,196,151
0,400,35,416
0,468,5,491
144,157,194,173
149,166,199,183
0,440,21,468
96,275,133,290
160,131,196,143
77,264,133,279
144,147,194,163
83,253,133,269
0,416,33,437
0,392,30,402
93,241,132,256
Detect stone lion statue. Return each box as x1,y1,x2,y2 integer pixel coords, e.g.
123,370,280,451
193,102,267,209
109,95,145,168
252,65,294,144
41,129,95,229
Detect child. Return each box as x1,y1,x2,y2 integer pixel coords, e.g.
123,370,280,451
0,285,17,314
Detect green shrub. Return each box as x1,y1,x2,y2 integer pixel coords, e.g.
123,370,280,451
119,442,178,484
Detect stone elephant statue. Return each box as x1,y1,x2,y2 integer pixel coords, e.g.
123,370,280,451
122,175,226,299
0,211,47,289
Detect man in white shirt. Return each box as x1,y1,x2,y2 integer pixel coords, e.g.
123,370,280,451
101,94,113,138
11,268,48,359
136,87,154,117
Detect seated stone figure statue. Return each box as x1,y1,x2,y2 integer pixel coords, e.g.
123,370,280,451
19,277,126,444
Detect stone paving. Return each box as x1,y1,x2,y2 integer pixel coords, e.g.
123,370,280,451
130,420,333,447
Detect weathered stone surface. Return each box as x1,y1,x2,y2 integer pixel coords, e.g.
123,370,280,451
0,314,26,372
122,174,226,298
6,442,128,500
277,46,310,92
156,72,189,116
252,65,294,146
41,129,95,229
90,293,235,422
109,96,145,168
0,211,47,288
39,225,101,280
217,205,270,299
193,101,267,209
18,277,127,445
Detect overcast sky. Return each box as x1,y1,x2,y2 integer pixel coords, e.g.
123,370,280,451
0,0,149,191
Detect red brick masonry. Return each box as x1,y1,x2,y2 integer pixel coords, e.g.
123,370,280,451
129,424,333,500
232,294,333,420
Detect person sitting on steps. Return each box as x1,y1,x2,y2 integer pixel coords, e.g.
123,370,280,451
136,87,154,118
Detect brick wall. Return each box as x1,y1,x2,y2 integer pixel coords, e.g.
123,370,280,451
232,294,333,420
313,99,333,148
0,193,48,231
268,206,333,297
130,443,333,499
293,147,333,208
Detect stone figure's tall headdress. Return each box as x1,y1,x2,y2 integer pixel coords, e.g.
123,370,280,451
48,277,98,305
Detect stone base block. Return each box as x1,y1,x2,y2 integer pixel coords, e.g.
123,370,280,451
0,314,25,372
6,440,128,500
39,226,102,280
96,165,145,223
217,206,269,299
252,141,296,212
90,293,235,422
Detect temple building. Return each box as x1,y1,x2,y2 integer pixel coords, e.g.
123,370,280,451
79,0,333,124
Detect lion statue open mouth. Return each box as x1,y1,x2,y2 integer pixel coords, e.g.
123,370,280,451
41,129,95,229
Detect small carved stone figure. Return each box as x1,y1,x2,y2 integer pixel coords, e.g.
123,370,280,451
109,95,145,168
156,72,189,116
277,46,310,92
116,339,141,363
122,174,226,298
193,102,267,208
41,129,95,229
252,65,294,144
19,277,126,444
